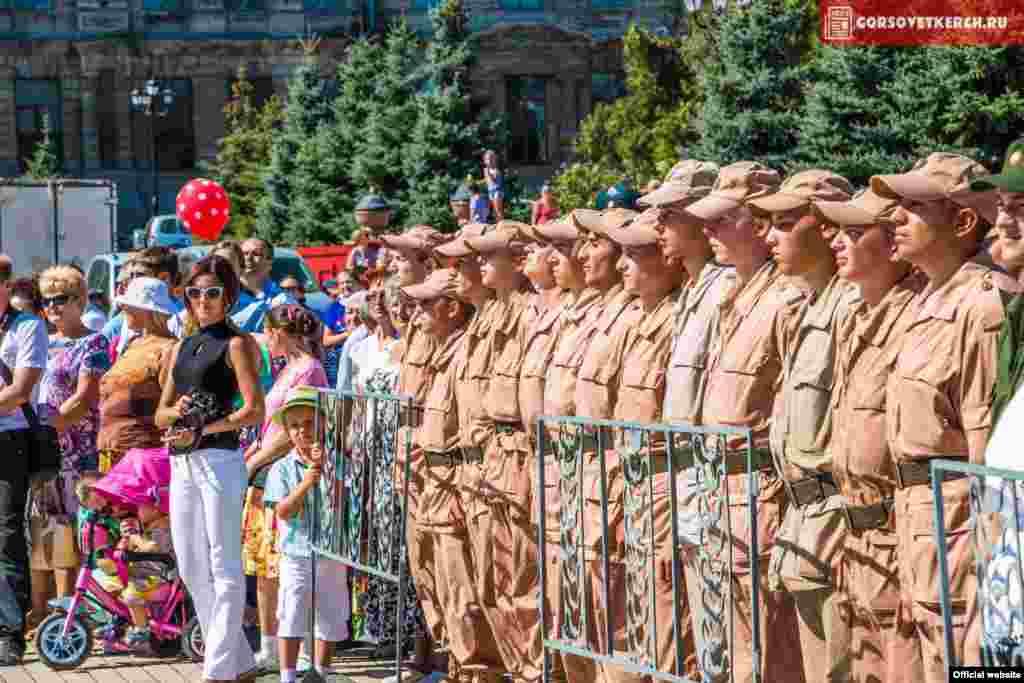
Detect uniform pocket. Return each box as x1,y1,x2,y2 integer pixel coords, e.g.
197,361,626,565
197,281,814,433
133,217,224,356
907,485,974,607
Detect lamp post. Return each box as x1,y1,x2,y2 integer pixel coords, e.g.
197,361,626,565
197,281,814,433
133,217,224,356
130,79,176,220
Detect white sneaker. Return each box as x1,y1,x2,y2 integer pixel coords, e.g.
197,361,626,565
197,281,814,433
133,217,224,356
297,650,313,673
254,649,281,672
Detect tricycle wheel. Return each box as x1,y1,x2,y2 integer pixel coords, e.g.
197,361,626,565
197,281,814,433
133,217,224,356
35,612,92,670
181,616,204,663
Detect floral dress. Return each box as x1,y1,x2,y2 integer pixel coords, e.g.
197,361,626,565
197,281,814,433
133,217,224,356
352,358,427,644
41,333,111,514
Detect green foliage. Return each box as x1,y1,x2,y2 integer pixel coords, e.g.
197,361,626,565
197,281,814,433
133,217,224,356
690,0,816,168
255,58,334,244
204,68,284,240
24,113,62,180
550,162,620,215
401,0,510,231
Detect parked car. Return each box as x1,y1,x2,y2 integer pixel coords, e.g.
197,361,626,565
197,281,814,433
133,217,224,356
143,214,192,250
84,252,138,316
176,245,332,315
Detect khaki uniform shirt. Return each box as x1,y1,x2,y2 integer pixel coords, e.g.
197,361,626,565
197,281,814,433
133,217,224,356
417,329,469,455
518,294,566,439
454,300,496,449
611,292,679,427
702,262,805,452
770,275,861,478
574,289,642,421
663,263,735,426
399,324,438,408
830,275,924,506
887,262,1009,464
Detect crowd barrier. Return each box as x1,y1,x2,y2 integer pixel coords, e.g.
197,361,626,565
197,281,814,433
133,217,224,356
308,388,416,682
535,416,761,683
932,459,1024,673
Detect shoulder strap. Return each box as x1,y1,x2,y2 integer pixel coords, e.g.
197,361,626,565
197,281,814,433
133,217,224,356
0,311,41,430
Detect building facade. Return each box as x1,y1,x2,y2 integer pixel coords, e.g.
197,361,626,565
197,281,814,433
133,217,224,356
0,0,673,240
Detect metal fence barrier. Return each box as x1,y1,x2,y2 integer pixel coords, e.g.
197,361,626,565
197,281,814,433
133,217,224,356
535,416,760,683
932,459,1024,676
309,388,416,682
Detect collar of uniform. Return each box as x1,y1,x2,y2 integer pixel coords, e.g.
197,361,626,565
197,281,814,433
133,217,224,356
491,292,526,336
801,274,858,332
598,286,635,334
722,260,781,316
531,299,565,337
684,263,734,315
917,261,992,323
855,271,925,348
432,327,468,367
637,287,682,338
401,326,437,365
567,288,603,324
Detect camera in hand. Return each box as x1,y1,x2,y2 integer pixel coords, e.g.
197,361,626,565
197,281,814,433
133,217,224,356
168,391,226,453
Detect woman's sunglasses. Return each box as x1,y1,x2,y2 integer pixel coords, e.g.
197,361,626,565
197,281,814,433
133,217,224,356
185,286,224,301
42,294,73,308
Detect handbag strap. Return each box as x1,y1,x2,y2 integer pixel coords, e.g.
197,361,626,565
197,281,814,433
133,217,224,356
0,308,42,430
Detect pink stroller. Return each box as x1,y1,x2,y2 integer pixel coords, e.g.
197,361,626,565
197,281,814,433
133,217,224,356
35,448,204,670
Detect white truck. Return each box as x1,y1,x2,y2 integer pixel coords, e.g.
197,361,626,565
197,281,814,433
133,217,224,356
0,179,118,275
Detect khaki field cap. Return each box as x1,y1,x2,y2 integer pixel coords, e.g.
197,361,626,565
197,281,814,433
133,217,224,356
383,225,448,254
871,152,999,223
534,214,579,243
748,169,853,214
402,267,459,301
684,161,783,222
606,208,662,247
435,223,489,258
639,160,720,208
503,220,544,244
465,222,528,255
813,187,899,227
572,208,638,238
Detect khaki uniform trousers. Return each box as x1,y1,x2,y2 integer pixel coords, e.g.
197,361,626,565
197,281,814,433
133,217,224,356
410,452,503,675
768,492,850,683
836,521,923,683
709,471,805,683
895,478,981,683
467,429,544,682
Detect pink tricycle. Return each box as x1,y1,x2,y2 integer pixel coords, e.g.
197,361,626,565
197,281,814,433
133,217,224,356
34,507,204,670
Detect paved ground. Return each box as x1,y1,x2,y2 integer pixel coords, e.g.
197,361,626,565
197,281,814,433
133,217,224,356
0,643,431,683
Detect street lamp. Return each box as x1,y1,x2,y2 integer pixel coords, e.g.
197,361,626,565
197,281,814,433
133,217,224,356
130,79,176,220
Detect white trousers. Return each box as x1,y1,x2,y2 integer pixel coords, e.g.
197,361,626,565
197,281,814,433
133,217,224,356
171,448,256,680
276,555,350,641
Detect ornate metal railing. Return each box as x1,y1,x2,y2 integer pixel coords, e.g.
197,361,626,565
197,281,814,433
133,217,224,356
309,388,416,682
535,416,760,683
932,459,1024,672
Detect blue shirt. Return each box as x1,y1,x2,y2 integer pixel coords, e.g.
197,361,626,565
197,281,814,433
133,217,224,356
263,450,344,559
335,325,370,394
231,280,295,333
321,301,346,333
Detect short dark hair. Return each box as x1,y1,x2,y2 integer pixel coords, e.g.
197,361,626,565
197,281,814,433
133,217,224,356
243,237,274,260
184,255,241,314
134,246,179,284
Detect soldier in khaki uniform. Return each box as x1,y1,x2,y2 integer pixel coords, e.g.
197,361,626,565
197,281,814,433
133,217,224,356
639,162,736,679
746,169,858,682
461,224,536,682
872,153,1018,682
403,268,502,683
814,188,926,683
685,161,806,683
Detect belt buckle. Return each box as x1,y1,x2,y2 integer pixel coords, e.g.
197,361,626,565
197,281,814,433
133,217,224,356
841,502,855,529
895,462,907,489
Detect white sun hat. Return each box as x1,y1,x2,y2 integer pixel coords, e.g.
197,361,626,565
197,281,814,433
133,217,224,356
114,276,177,316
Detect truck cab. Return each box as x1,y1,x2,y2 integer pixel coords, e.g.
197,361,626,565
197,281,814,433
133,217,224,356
144,215,192,250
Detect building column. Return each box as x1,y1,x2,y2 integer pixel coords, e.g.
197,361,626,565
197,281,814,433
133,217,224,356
61,73,83,175
545,78,562,164
192,74,227,166
0,67,17,175
115,76,136,170
80,73,101,172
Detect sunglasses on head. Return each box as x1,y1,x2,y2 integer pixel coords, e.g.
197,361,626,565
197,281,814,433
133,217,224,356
185,286,224,301
42,294,73,308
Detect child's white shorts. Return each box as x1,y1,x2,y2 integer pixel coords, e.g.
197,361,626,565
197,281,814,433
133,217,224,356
276,555,350,641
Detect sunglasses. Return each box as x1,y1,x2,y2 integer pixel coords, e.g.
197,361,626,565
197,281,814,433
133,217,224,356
185,286,225,301
42,294,73,308
282,286,303,294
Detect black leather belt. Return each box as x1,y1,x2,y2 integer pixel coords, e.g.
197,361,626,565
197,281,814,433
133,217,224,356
785,471,840,508
723,448,775,476
494,422,522,435
424,449,468,467
895,459,968,489
459,446,484,464
843,500,892,530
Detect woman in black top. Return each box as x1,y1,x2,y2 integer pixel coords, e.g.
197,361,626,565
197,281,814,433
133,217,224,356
156,256,264,683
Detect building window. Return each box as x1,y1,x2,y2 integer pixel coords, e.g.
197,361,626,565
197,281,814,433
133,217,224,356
303,0,345,11
15,79,61,173
506,76,546,165
132,78,195,172
592,72,626,107
98,70,119,170
499,0,541,10
591,0,630,8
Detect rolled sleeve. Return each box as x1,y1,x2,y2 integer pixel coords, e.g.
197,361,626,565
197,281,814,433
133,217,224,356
16,317,49,369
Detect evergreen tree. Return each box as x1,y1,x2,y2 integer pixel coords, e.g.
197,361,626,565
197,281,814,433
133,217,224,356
204,67,284,240
255,38,334,244
288,36,387,244
690,0,816,169
401,0,509,231
24,113,62,180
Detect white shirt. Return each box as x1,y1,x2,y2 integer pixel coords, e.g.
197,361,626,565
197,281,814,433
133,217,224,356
0,313,49,431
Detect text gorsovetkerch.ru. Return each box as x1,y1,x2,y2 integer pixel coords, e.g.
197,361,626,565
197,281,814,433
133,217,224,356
854,15,1008,30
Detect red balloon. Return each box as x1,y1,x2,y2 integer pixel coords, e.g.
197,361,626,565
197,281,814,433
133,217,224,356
175,179,231,241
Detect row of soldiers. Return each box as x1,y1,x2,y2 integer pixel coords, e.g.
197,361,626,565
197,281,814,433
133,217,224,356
375,140,1024,683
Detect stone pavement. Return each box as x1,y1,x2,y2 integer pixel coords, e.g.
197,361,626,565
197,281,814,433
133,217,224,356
0,643,428,683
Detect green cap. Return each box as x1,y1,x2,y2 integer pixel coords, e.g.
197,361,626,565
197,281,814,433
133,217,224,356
272,385,326,426
971,139,1024,193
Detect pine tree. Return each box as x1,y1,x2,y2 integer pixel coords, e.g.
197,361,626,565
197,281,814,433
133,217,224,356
288,35,387,244
255,37,334,244
24,113,62,180
690,0,816,170
204,66,285,240
401,0,509,230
